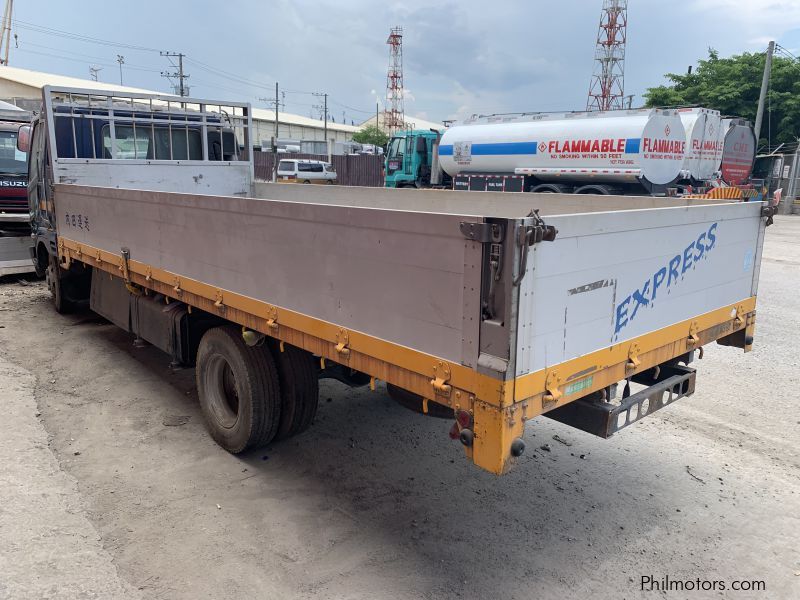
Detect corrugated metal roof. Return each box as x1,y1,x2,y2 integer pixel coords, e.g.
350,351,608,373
360,113,445,132
0,65,159,95
0,65,359,133
250,107,359,133
0,98,25,111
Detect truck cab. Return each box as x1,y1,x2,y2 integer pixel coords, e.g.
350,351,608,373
0,105,34,277
384,129,445,188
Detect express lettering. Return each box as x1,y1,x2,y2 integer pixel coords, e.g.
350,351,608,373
614,223,717,336
547,138,626,154
642,138,685,154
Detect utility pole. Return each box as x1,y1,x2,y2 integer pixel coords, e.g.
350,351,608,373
274,82,279,146
0,0,14,66
754,41,775,146
784,139,800,215
89,66,102,81
160,51,190,96
274,82,279,182
258,85,281,180
313,92,329,148
376,102,379,131
116,55,124,85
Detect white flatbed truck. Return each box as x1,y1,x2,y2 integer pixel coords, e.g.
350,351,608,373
25,87,772,475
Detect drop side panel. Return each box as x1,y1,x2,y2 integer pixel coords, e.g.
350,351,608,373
55,184,484,367
515,203,764,377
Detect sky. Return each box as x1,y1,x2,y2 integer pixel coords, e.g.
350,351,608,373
5,0,800,125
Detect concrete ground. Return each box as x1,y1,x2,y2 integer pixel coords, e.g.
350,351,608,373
0,216,798,600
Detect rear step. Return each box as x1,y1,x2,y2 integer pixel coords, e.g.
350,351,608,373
543,364,696,438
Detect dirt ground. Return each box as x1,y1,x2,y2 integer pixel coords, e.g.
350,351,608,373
1,216,798,600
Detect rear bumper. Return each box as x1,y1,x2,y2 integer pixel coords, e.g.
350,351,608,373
0,234,35,276
543,364,696,437
0,212,30,223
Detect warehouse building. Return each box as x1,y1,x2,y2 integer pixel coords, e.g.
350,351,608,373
360,112,444,132
0,65,358,144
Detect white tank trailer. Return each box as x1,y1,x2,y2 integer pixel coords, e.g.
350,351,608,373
678,107,723,182
439,109,688,194
717,118,756,185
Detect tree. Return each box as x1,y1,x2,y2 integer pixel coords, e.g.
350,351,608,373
644,48,800,148
352,124,389,147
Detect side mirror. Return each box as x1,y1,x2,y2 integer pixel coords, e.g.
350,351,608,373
17,124,31,153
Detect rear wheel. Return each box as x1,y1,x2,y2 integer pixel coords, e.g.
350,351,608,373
196,326,281,453
268,340,319,440
46,254,75,314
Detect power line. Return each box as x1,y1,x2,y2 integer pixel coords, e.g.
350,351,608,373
18,41,160,71
10,20,375,122
13,20,280,96
14,46,159,73
183,56,275,91
12,18,161,52
329,98,373,114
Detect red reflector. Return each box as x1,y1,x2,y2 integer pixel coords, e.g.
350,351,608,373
449,422,460,440
456,409,472,429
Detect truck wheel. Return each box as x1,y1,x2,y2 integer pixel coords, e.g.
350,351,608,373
34,246,47,278
268,341,319,440
196,326,281,453
46,254,74,314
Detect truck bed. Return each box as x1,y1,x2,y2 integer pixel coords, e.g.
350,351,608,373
54,182,766,473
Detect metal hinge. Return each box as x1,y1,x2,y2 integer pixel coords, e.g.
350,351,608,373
512,210,558,286
626,342,641,373
523,209,559,245
687,321,700,348
334,328,350,357
431,361,452,397
543,370,562,406
459,221,503,243
119,247,131,283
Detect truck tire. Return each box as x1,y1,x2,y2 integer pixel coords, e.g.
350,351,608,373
46,254,75,314
196,326,281,453
268,341,319,440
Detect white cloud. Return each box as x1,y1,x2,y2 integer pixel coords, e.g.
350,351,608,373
684,0,800,45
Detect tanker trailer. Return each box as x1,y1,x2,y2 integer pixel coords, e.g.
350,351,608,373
436,108,687,195
677,107,723,184
716,118,756,185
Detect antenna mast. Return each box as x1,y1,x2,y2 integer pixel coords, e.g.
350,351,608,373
586,0,628,111
385,26,405,133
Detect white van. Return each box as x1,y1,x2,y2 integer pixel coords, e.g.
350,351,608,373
276,159,337,183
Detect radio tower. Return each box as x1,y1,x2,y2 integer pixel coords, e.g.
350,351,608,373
586,0,628,111
384,26,405,133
